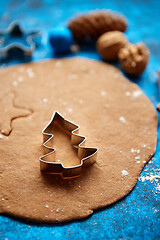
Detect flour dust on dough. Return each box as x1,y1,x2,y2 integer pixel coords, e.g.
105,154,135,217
0,58,157,222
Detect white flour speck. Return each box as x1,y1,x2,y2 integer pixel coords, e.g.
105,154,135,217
125,91,131,96
27,68,35,78
100,91,107,96
119,116,127,124
18,76,23,82
137,161,141,164
43,98,48,103
131,148,141,154
12,81,18,86
56,208,60,213
122,170,128,176
45,204,49,208
68,108,73,113
78,99,84,104
155,183,160,192
0,134,3,139
55,61,62,67
132,90,142,99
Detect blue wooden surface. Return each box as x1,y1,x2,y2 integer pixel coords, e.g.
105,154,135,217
0,0,160,239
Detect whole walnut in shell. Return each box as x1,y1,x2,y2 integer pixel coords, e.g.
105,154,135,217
118,43,149,76
97,31,128,61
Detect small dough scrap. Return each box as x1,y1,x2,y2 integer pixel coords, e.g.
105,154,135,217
0,58,157,222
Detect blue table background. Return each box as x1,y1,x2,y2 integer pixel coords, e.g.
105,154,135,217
0,0,160,239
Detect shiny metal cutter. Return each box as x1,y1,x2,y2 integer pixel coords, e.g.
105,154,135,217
39,111,98,179
0,21,41,58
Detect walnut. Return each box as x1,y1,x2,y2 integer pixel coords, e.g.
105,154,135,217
118,43,149,76
96,31,128,61
68,11,127,43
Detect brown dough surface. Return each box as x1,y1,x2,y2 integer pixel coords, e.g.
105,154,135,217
0,58,157,222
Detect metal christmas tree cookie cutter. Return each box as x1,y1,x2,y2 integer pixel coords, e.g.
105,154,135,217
39,111,98,179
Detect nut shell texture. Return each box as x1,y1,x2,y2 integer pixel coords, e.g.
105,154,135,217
68,11,127,43
118,43,150,76
97,31,128,61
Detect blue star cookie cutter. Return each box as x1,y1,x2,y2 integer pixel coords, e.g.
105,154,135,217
0,21,41,58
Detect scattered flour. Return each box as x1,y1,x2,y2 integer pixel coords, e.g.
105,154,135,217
68,108,73,114
78,99,84,104
18,76,23,82
138,172,160,183
155,183,160,192
125,90,142,99
125,91,131,96
55,61,62,67
12,81,18,87
122,170,128,176
43,98,48,103
27,68,35,78
100,91,107,96
119,116,127,124
132,90,142,98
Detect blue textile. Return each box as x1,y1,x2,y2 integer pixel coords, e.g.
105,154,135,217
0,0,160,239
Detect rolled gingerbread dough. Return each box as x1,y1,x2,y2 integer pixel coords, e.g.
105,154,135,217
0,58,157,222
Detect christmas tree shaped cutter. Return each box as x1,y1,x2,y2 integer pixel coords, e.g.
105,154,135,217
39,111,98,179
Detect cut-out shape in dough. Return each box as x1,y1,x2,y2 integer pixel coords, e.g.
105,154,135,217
0,58,157,223
0,93,32,136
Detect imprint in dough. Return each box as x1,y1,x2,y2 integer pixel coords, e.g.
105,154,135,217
0,58,157,222
0,92,32,136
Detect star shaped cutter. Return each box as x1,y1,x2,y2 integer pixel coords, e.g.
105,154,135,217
39,111,98,179
0,21,41,58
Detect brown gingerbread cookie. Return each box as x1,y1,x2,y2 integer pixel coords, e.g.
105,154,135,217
0,58,157,222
